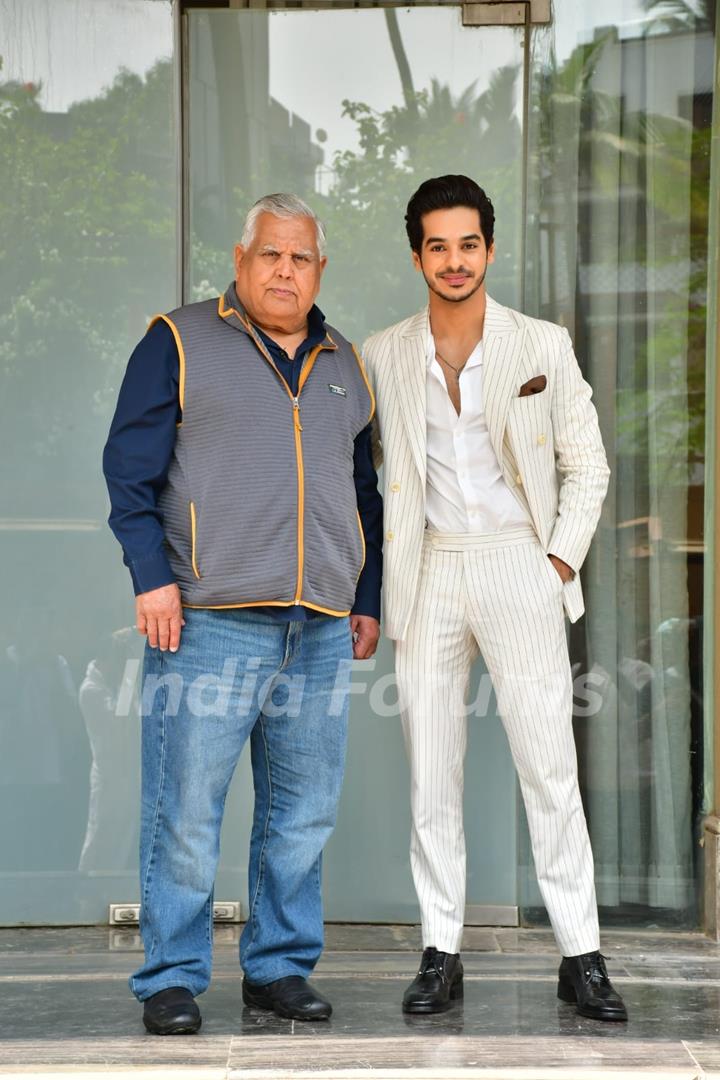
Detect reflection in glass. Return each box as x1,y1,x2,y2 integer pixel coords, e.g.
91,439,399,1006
523,1,715,923
188,8,525,337
79,628,141,872
0,0,176,921
0,611,89,870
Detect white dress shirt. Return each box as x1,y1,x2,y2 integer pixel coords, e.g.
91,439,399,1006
425,332,530,534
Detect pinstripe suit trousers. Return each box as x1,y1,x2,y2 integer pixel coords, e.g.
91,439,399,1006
395,525,600,957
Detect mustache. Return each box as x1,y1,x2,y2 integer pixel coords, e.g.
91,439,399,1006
438,268,474,277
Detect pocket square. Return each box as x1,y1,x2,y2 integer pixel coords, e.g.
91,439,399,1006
518,374,547,397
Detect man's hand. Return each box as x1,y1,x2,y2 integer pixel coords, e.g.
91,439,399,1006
136,583,185,652
350,615,380,660
548,554,574,584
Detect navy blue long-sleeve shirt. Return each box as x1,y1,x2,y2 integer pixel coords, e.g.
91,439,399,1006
104,304,383,621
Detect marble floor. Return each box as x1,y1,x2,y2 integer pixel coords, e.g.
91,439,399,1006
1,924,720,1078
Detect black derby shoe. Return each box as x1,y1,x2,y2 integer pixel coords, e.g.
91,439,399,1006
558,951,628,1021
402,947,463,1014
242,975,332,1020
143,987,201,1035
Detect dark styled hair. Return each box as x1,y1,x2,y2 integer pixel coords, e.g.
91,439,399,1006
405,175,495,253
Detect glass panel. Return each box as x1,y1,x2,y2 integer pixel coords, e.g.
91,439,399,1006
522,0,715,926
188,7,525,323
0,0,176,922
188,7,526,919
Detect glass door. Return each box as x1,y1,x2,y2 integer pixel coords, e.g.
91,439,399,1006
187,3,528,923
0,0,710,928
0,0,177,927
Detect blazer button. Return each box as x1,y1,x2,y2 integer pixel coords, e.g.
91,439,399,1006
386,530,395,541
390,482,401,492
537,433,546,446
515,474,523,486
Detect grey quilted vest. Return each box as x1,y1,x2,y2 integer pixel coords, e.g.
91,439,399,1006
152,283,374,614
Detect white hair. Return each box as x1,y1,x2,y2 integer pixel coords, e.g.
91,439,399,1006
241,193,327,257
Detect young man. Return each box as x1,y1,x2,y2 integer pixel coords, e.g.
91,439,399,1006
363,175,626,1021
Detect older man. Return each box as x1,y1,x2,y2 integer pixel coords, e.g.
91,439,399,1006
104,194,382,1034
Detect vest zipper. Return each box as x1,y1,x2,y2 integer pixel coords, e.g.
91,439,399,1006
241,326,326,607
293,397,304,602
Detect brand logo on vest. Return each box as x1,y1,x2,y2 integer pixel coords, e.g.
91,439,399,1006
328,384,347,397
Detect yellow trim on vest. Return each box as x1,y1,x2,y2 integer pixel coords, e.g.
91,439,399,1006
189,501,201,579
149,314,186,415
293,401,305,602
217,294,252,331
355,509,366,583
300,600,352,616
297,343,325,394
290,343,326,603
351,344,375,423
218,294,338,351
182,598,351,616
183,599,295,610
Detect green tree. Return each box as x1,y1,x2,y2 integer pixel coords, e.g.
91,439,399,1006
0,58,176,517
314,66,523,338
642,0,716,32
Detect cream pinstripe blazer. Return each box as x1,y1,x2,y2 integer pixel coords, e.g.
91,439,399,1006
362,296,610,641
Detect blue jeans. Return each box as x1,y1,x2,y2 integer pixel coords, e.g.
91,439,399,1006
130,608,352,1001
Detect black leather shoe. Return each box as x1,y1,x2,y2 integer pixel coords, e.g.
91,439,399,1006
402,947,463,1014
143,987,201,1035
558,951,628,1021
242,975,332,1020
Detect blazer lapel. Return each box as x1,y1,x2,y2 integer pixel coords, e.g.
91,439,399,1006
393,308,429,481
482,295,525,465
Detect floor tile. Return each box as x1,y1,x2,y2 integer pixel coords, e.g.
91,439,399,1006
495,928,720,959
226,1034,698,1076
684,1037,720,1067
0,1036,232,1069
323,925,423,952
624,957,720,983
494,929,559,954
597,931,720,958
2,973,720,1045
1,928,719,1076
0,928,128,956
